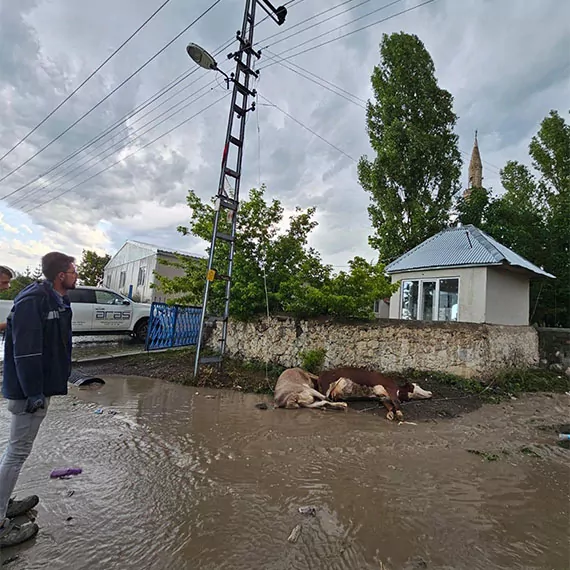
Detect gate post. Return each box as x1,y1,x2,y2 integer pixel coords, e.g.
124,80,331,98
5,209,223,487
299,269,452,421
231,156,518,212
170,305,179,348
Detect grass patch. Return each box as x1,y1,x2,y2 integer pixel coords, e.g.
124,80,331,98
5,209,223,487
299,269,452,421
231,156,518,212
491,368,570,395
467,449,501,462
299,347,327,374
406,367,570,402
519,446,541,458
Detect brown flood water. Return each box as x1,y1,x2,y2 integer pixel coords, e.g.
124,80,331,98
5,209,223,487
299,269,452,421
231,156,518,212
0,375,568,570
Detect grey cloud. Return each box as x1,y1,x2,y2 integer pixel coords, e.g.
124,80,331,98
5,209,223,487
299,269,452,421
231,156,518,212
0,0,568,268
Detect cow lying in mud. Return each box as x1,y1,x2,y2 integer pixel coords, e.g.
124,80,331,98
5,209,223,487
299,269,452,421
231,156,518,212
274,368,348,410
317,367,432,421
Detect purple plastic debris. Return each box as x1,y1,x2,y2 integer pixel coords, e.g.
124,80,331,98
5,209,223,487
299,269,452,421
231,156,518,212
50,467,82,479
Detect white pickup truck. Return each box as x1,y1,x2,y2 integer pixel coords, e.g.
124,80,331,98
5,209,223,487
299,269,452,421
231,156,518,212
0,285,152,342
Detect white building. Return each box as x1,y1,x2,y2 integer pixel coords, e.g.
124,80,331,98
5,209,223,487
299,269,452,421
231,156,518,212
103,240,205,304
384,225,555,326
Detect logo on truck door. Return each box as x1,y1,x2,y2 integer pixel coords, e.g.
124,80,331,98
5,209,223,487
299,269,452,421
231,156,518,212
95,310,131,320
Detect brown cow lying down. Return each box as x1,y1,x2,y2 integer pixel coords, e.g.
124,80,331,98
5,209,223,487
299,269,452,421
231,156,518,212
317,367,432,421
274,368,348,410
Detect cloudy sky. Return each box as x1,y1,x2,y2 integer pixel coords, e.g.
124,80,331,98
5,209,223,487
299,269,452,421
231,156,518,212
0,0,568,275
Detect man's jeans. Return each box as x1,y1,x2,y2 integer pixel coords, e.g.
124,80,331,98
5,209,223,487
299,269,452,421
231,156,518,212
0,398,50,522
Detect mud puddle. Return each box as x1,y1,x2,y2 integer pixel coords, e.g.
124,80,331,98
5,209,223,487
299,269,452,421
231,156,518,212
0,375,568,570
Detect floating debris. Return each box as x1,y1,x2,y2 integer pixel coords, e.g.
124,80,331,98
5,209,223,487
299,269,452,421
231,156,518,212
298,506,317,516
287,524,302,543
50,467,82,479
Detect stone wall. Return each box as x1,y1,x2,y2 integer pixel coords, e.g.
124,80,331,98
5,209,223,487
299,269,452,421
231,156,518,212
207,316,539,378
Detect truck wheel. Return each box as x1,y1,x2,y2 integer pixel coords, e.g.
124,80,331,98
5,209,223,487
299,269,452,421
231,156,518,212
134,318,149,343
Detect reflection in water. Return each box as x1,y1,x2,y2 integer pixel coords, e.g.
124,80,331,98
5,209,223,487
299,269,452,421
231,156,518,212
0,375,568,570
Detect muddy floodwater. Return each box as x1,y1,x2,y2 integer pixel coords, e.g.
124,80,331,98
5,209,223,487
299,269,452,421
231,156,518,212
0,375,568,570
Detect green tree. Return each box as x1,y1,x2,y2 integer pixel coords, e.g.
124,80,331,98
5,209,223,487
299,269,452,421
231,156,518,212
156,186,395,320
455,187,491,227
31,264,43,280
358,32,462,261
78,250,111,286
456,110,569,326
527,110,569,326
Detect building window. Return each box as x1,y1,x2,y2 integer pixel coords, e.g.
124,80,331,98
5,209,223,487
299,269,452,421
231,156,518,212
119,271,126,288
401,278,459,321
105,274,111,288
137,266,146,286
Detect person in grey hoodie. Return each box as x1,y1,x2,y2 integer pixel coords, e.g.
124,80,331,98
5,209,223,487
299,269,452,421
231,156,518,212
0,252,76,548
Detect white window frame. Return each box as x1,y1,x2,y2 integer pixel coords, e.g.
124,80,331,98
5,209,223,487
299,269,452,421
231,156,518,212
119,271,126,288
400,277,460,322
137,266,146,286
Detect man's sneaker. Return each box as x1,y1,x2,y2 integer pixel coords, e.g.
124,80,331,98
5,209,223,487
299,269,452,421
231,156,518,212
6,495,39,519
0,521,39,548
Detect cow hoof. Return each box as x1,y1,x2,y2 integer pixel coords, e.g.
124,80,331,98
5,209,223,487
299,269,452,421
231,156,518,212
386,411,395,421
395,411,404,421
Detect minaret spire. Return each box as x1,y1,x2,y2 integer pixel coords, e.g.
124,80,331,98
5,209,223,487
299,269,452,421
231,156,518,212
463,131,483,198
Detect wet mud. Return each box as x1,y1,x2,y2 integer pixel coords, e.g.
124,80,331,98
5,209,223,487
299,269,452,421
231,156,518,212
0,375,568,570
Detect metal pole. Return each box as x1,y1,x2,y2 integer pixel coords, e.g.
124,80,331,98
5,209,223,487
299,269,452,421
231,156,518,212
193,0,257,378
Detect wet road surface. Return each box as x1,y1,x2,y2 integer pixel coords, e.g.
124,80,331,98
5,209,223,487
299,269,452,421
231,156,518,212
0,375,568,570
0,335,146,364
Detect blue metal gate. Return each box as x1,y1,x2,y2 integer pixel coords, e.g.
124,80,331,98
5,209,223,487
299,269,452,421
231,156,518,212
145,302,202,351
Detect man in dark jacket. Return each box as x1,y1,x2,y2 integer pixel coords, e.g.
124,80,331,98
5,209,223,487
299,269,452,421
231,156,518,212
0,252,76,548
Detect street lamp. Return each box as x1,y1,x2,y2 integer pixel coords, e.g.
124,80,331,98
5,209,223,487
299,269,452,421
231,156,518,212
186,43,217,70
186,42,231,85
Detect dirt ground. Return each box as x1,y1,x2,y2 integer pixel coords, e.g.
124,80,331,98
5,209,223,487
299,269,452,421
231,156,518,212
73,349,570,423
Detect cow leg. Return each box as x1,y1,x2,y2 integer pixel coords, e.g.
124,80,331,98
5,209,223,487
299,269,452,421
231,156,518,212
391,396,404,421
372,385,396,421
380,399,395,421
305,387,330,401
324,401,348,410
303,400,346,410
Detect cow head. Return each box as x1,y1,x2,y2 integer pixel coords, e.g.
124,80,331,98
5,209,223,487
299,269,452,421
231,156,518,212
409,382,433,400
397,381,433,401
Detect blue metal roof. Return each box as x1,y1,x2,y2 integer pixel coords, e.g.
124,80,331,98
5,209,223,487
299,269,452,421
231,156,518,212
385,225,555,278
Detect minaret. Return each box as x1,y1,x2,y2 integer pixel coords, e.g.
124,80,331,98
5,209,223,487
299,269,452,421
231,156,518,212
463,131,483,198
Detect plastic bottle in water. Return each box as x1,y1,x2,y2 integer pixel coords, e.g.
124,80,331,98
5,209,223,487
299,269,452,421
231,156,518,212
50,467,82,478
558,434,570,441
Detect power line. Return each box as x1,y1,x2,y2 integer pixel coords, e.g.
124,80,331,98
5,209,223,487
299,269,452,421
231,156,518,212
264,49,366,108
256,0,368,48
259,0,403,51
0,0,175,165
2,67,203,202
24,94,229,213
0,0,225,186
13,0,436,210
4,1,309,203
271,55,499,176
259,0,436,70
13,81,219,209
6,2,357,205
259,95,356,162
10,74,220,207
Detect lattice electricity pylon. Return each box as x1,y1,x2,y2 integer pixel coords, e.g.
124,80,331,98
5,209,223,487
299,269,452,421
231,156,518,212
187,0,287,377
